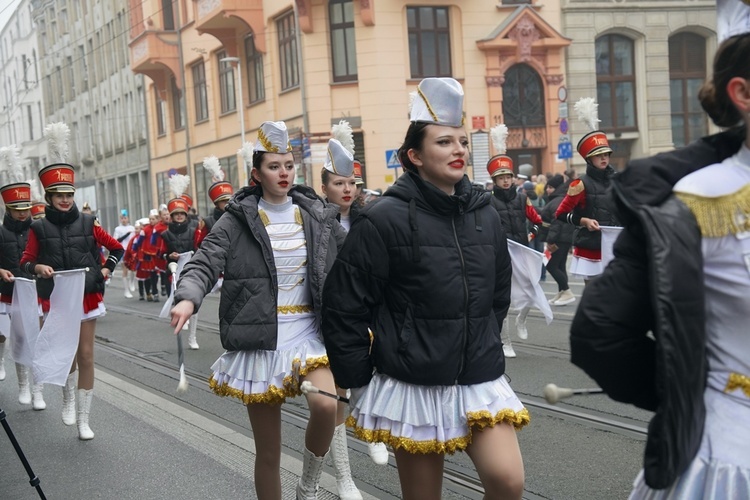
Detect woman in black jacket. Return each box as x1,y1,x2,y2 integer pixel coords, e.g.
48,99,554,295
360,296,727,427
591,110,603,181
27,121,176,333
322,78,528,500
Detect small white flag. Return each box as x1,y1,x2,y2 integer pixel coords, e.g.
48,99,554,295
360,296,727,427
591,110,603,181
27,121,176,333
32,269,86,386
600,226,624,269
9,277,41,367
507,240,553,325
160,252,193,318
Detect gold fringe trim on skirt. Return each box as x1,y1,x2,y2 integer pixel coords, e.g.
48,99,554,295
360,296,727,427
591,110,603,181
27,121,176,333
725,372,750,398
346,407,530,455
209,355,330,404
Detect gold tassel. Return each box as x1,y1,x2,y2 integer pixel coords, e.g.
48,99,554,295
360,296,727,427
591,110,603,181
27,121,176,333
676,184,750,238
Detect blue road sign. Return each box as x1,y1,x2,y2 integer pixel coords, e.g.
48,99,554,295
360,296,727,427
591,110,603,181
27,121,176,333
559,118,569,134
385,149,401,169
558,141,573,159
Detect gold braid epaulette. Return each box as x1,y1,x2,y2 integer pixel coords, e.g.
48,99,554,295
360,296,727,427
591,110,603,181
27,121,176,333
258,209,270,227
567,179,584,196
675,183,750,238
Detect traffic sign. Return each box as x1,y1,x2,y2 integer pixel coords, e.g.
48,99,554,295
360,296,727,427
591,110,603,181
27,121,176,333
385,149,401,169
558,142,573,159
559,118,569,135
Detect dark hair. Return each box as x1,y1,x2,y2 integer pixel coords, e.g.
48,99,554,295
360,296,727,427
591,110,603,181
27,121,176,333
699,33,750,128
397,122,430,173
321,167,332,185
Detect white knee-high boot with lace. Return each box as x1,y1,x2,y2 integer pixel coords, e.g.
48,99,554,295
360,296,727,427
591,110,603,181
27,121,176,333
0,341,6,380
187,314,199,349
122,276,133,298
77,389,94,440
501,317,516,358
329,424,363,500
296,447,327,500
16,363,31,404
61,372,77,425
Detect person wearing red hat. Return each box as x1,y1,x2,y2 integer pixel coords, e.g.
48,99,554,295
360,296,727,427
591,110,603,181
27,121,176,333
203,180,234,232
486,125,546,355
30,202,46,219
554,99,621,283
160,195,206,349
21,124,124,440
0,174,46,410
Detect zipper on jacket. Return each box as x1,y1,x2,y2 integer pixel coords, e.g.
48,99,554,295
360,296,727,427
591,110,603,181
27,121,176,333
451,216,469,383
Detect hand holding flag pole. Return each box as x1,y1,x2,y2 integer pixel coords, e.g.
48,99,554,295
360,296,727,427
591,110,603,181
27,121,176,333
168,262,188,393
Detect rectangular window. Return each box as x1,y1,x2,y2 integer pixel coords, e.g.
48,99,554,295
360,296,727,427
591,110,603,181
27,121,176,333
217,51,236,113
668,33,707,147
329,0,358,82
192,61,209,122
245,34,265,103
171,76,184,130
79,45,88,91
162,0,175,30
277,12,299,90
595,34,637,131
156,167,188,207
407,6,452,79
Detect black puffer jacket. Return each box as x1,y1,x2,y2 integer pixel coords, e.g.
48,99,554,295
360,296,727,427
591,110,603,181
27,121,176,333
490,187,528,245
570,126,745,489
174,185,346,351
30,206,104,299
322,172,512,389
0,213,32,296
161,220,197,259
540,183,574,246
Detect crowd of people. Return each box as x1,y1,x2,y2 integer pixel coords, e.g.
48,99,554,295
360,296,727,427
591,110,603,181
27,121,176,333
1,4,748,497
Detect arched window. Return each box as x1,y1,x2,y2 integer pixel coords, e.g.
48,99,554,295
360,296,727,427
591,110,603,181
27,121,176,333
669,32,707,147
596,34,637,131
502,64,545,127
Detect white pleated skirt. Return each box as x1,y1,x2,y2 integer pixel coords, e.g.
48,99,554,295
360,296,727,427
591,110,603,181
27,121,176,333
569,255,603,279
208,337,328,405
346,372,530,455
629,385,750,499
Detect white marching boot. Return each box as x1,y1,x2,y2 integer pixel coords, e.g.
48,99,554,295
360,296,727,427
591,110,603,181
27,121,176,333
17,363,31,404
329,424,363,500
0,341,6,380
62,372,77,425
128,274,136,292
77,389,95,440
32,384,46,410
501,318,516,359
515,307,530,340
187,314,199,349
122,277,133,298
296,447,327,500
368,442,389,465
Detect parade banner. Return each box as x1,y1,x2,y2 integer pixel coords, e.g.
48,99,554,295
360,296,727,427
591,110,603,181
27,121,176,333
507,240,553,325
159,251,193,318
32,269,85,386
9,277,41,367
600,226,624,269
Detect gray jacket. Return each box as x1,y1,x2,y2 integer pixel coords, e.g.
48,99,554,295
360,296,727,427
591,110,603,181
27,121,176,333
174,184,346,351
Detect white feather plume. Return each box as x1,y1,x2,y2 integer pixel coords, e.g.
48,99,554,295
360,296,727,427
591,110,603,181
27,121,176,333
169,174,190,198
0,145,24,183
331,120,355,156
490,124,509,156
238,141,254,170
408,91,417,114
29,179,43,201
44,122,71,163
202,156,223,182
574,97,600,132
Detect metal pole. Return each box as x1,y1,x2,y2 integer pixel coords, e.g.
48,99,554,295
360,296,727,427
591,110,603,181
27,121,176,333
236,61,247,181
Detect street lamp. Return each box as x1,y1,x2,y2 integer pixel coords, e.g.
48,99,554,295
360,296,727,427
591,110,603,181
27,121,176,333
220,56,247,180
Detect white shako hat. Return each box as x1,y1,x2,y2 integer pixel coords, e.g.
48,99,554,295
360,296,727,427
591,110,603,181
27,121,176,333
254,121,292,153
323,120,355,177
409,77,465,127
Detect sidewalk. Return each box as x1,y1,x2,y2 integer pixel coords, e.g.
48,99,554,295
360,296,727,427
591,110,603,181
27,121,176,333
0,367,365,499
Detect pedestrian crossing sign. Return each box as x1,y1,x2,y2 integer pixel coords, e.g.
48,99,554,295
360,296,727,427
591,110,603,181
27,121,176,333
385,149,401,169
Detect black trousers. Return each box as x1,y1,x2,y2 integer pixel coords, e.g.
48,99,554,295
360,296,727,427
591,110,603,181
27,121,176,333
546,243,571,291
